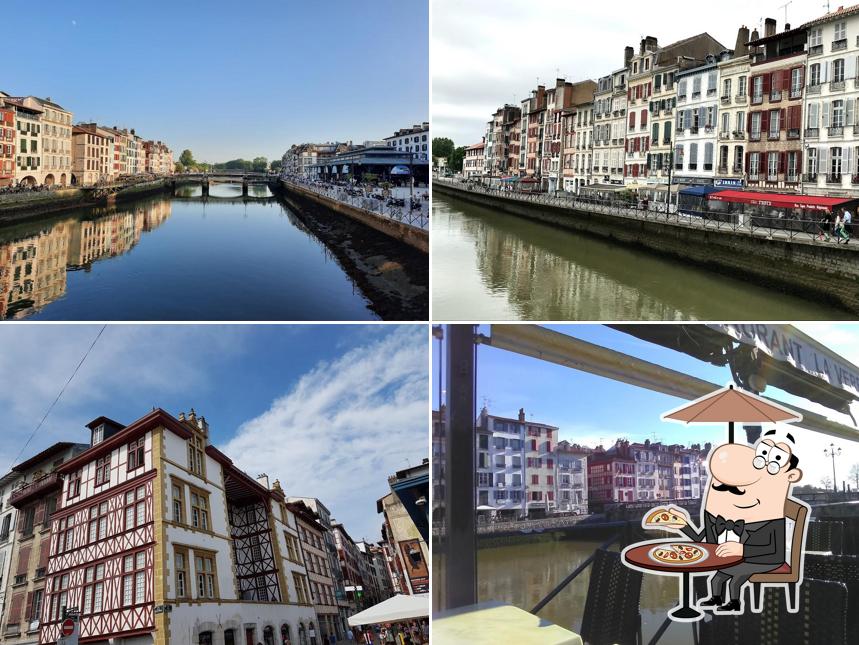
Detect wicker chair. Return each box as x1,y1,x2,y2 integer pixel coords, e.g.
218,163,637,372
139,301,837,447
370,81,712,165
579,548,643,645
805,519,844,555
748,498,808,612
803,554,859,643
760,577,849,644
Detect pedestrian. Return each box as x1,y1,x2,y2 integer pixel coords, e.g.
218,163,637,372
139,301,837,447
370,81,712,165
835,212,846,243
843,207,852,243
818,213,830,241
384,624,395,644
347,628,354,642
329,633,337,645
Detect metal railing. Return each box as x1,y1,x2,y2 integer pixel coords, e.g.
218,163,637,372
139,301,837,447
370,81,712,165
437,178,859,247
284,177,428,230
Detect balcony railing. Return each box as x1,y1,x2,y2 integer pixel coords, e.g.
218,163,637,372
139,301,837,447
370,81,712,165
767,173,778,181
9,473,62,508
734,94,747,104
788,128,801,139
768,131,780,141
809,44,824,56
827,174,843,184
732,165,744,173
690,126,699,134
749,131,762,141
717,164,728,173
707,88,717,97
832,38,848,51
803,173,818,182
719,131,731,139
733,130,745,139
692,91,701,99
805,127,820,138
829,126,845,137
751,93,763,105
807,84,822,94
787,173,799,183
720,96,731,105
704,125,715,134
748,173,760,181
677,95,687,102
770,90,782,101
830,80,846,91
789,89,802,99
852,175,859,184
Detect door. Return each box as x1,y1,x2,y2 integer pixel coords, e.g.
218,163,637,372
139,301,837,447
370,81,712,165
246,627,256,645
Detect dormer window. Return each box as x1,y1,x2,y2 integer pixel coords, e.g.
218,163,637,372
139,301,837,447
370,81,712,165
92,424,105,445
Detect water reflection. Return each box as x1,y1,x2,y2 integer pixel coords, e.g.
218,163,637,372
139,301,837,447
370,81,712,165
0,200,170,318
0,192,377,320
433,193,848,320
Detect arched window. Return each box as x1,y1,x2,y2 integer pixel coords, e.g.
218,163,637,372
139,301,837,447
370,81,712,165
263,626,275,645
224,629,235,645
280,623,291,645
198,631,213,645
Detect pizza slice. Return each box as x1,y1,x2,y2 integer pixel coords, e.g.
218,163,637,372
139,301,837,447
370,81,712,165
644,506,688,529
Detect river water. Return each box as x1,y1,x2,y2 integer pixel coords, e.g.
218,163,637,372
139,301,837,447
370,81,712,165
435,540,699,645
0,183,378,320
432,192,849,320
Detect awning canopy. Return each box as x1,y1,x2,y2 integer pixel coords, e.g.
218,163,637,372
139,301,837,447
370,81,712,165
662,384,802,425
390,165,411,175
679,185,723,198
707,190,857,211
347,593,429,626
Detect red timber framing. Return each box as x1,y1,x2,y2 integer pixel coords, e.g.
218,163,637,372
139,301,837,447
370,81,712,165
40,467,157,644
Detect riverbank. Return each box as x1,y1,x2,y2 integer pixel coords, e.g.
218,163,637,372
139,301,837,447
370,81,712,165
0,179,173,223
280,186,428,320
434,180,859,315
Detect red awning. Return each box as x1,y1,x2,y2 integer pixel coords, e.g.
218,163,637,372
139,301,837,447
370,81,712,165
707,190,855,212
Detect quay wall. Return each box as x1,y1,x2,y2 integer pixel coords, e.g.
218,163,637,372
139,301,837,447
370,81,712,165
435,181,859,314
0,179,173,223
281,180,428,253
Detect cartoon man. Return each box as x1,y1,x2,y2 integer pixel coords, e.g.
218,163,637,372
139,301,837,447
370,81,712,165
653,429,803,612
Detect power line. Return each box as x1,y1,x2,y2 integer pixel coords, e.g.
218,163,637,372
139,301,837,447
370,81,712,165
7,324,107,472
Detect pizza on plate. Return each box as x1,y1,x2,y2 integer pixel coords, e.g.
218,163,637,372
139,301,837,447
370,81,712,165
650,544,705,565
644,506,688,528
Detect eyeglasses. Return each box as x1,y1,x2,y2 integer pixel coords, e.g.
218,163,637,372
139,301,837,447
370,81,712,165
753,442,791,475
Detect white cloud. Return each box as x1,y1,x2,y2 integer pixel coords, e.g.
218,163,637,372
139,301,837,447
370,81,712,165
432,0,825,144
221,326,428,542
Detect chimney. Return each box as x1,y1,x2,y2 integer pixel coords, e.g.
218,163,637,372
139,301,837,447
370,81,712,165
785,23,790,31
765,18,776,38
518,408,526,422
257,473,270,489
645,36,658,52
624,46,634,66
734,25,750,57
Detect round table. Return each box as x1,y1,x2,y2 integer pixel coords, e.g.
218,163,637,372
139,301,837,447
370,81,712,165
623,541,743,621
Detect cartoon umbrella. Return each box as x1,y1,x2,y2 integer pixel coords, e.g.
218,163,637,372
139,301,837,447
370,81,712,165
662,384,802,443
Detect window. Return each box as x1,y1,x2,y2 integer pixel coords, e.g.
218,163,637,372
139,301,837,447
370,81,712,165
195,552,217,598
31,589,43,621
835,21,847,42
94,456,110,487
807,148,818,176
834,59,845,83
752,76,763,101
751,112,762,139
82,563,105,614
831,146,843,177
50,573,69,621
21,506,35,536
787,151,799,181
56,516,74,553
127,438,144,471
738,76,747,96
124,486,146,531
810,63,821,87
833,100,845,127
123,550,147,605
688,143,698,170
175,547,188,598
0,514,11,540
722,78,732,98
67,470,81,499
750,152,760,177
767,152,779,179
190,488,210,530
769,110,780,138
704,143,714,171
284,532,301,562
188,434,205,477
791,68,803,96
172,484,185,524
293,572,310,604
736,111,746,133
88,502,108,543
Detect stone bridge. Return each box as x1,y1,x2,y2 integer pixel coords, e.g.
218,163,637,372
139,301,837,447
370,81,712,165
173,171,278,197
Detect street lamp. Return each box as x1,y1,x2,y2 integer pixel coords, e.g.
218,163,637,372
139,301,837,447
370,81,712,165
824,443,842,493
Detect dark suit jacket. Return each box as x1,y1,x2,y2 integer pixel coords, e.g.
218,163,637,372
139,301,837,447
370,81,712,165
681,512,785,566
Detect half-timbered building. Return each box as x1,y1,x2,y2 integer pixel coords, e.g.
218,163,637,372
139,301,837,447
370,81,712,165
39,409,318,645
1,442,87,645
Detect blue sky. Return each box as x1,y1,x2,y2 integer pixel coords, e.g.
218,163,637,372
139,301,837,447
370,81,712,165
3,0,427,163
0,324,428,542
433,324,859,489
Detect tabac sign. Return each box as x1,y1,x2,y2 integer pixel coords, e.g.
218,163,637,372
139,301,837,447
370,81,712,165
707,324,859,399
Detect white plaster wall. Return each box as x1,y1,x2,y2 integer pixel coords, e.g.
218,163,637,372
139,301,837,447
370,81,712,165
168,602,318,645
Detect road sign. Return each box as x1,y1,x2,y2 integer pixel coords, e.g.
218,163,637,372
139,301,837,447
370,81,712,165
61,619,75,636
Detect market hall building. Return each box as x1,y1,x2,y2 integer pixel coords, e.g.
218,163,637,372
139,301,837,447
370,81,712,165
310,145,429,185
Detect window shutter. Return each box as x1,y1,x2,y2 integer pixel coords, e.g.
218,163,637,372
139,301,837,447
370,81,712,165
762,110,770,133
782,69,790,92
9,593,23,624
24,592,33,622
797,150,802,175
698,106,706,126
823,101,831,127
779,151,786,174
848,56,857,81
824,60,830,82
820,147,828,175
642,109,648,126
747,112,752,132
798,66,805,88
848,99,855,126
771,71,780,91
749,76,754,96
745,151,751,173
16,545,31,576
780,108,786,130
648,81,652,96
38,537,51,568
848,146,853,176
763,73,771,94
34,502,44,525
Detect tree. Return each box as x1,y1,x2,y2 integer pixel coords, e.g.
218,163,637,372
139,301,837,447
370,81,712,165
179,149,196,167
448,146,466,172
432,137,455,161
820,475,833,490
271,159,282,171
850,463,859,490
174,162,184,173
252,157,268,172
